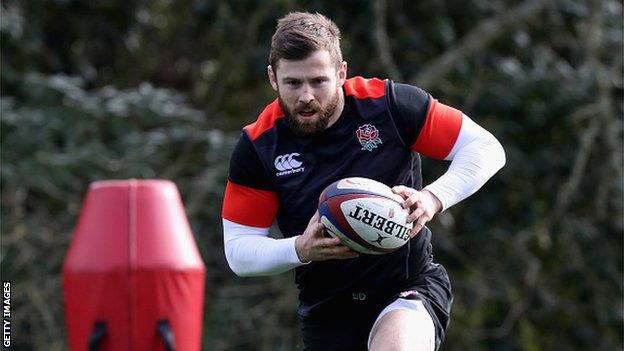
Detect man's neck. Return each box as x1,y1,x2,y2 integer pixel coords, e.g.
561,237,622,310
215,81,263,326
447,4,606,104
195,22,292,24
326,87,345,129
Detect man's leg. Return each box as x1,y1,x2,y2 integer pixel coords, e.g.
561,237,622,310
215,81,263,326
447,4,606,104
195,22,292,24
368,298,435,351
300,315,370,351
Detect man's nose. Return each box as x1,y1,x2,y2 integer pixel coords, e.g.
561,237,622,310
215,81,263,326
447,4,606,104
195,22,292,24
298,87,314,104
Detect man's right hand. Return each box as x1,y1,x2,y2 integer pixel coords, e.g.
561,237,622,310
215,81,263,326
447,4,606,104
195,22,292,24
295,212,359,263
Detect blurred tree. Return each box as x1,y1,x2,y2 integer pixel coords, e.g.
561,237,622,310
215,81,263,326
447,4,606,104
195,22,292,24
0,71,234,349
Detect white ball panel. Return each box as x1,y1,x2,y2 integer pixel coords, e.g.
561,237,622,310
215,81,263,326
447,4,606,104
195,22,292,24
340,198,412,250
321,215,380,255
336,177,404,203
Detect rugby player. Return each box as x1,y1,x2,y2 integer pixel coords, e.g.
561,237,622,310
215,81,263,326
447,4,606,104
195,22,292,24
222,12,506,350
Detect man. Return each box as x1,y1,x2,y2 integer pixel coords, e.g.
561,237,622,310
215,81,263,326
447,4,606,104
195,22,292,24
221,12,505,351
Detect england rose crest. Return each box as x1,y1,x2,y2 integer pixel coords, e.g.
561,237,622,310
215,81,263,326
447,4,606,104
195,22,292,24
356,124,382,151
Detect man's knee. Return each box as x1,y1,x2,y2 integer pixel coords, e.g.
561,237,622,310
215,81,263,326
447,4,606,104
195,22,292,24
368,306,434,351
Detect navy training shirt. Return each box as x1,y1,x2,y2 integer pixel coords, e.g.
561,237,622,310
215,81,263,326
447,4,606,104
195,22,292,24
222,76,462,318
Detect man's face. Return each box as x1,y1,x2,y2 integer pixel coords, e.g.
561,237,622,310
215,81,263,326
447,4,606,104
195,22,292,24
268,50,347,136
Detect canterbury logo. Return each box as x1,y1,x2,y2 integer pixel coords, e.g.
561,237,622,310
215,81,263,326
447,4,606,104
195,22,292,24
275,153,303,171
274,153,305,177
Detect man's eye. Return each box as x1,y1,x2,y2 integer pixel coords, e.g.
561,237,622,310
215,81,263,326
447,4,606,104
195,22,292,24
286,81,299,86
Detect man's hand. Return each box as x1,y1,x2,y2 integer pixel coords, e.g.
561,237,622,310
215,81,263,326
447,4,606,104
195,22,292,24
392,186,442,237
295,212,359,263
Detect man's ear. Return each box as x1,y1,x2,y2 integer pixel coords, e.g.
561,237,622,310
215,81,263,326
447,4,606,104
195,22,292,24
267,65,278,91
337,61,347,87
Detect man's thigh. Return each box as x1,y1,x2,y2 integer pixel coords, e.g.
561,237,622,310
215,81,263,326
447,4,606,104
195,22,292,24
368,298,435,351
300,317,371,351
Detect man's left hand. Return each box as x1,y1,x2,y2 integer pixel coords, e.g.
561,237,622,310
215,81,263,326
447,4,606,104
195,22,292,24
391,186,442,237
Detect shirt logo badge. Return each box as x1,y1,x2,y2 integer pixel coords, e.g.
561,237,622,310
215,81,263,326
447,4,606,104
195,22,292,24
356,124,382,151
274,152,304,177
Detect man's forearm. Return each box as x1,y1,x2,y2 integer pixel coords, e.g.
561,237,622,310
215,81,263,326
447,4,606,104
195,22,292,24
222,219,306,277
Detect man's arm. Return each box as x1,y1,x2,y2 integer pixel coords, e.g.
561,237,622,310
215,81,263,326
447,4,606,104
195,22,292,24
424,113,506,211
221,132,303,277
222,212,358,277
393,112,506,233
387,82,505,232
223,219,304,277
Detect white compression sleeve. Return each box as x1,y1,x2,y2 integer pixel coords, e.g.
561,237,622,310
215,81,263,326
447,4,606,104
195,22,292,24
424,114,506,211
222,218,307,277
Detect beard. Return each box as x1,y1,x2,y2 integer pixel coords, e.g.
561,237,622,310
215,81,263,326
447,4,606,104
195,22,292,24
279,89,340,137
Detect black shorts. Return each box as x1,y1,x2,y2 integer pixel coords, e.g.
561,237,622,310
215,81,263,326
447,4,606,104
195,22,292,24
299,263,452,351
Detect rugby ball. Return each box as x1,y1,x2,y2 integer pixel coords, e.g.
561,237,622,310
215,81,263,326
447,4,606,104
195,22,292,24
318,177,413,255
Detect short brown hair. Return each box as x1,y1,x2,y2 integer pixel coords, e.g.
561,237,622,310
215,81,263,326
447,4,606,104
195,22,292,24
269,12,343,70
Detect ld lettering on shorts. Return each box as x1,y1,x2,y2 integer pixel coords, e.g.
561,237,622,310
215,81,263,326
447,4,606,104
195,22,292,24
352,292,367,301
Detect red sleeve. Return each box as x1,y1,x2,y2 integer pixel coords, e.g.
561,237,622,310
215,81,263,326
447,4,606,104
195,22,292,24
221,180,279,227
411,99,463,159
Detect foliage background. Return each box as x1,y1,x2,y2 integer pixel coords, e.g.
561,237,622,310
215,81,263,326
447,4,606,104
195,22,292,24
1,0,622,350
